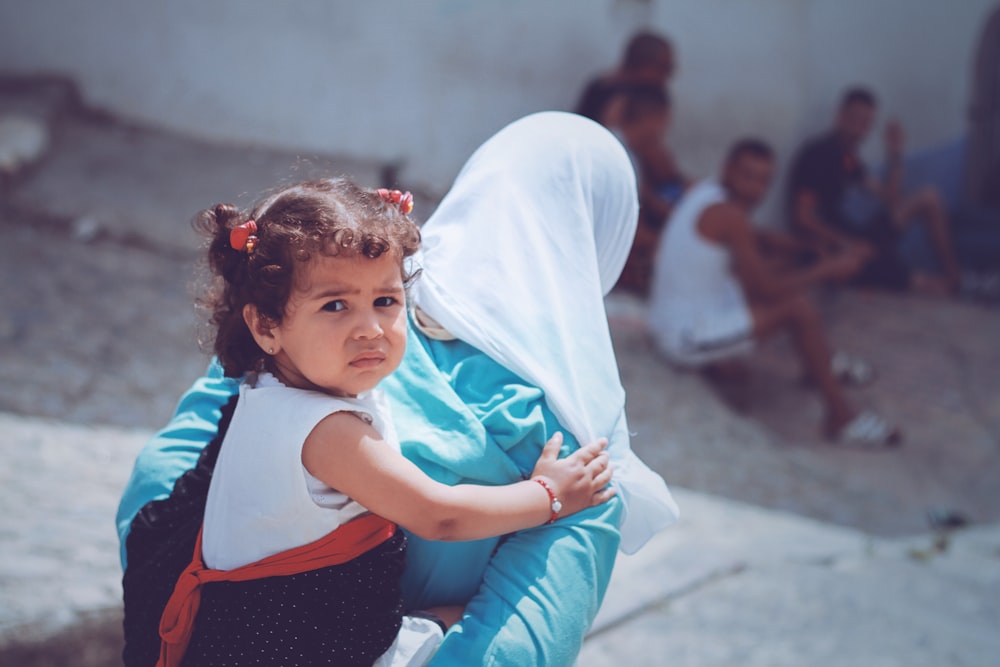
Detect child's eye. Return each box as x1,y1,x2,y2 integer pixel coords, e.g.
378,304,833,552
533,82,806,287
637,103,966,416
322,300,346,312
374,296,399,308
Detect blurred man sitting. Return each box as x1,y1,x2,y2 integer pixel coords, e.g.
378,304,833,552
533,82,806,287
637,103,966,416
787,87,961,293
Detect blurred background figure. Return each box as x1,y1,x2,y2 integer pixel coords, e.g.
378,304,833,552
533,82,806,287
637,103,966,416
965,4,1000,212
608,84,684,296
954,3,1000,297
787,87,962,295
575,30,676,124
575,30,688,297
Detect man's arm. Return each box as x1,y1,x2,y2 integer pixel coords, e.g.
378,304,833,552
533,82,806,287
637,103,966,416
866,119,905,206
703,203,863,300
755,227,822,257
791,191,860,252
787,142,869,252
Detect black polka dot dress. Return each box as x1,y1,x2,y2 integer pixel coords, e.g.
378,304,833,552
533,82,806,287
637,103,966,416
181,530,406,666
122,395,408,666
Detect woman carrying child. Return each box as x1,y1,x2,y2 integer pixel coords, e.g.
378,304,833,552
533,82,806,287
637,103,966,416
119,111,679,666
153,178,615,666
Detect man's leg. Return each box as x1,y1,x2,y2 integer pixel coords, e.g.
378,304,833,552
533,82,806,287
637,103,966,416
893,186,961,291
749,293,855,434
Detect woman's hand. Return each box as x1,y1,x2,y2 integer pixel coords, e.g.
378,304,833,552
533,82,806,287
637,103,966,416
530,432,615,520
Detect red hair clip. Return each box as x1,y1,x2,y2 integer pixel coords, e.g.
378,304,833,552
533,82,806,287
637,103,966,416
377,188,414,216
230,220,259,253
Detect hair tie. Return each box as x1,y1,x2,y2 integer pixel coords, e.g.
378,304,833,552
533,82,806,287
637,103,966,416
377,188,414,216
230,220,259,254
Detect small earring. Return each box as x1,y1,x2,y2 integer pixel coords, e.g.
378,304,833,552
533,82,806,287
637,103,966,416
268,347,274,354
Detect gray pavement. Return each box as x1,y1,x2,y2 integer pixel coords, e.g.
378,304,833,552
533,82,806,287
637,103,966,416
1,75,998,666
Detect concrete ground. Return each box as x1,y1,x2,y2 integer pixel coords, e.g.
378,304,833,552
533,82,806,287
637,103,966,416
1,75,998,666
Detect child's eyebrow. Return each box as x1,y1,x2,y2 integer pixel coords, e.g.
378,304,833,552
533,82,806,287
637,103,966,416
311,286,356,299
309,282,404,300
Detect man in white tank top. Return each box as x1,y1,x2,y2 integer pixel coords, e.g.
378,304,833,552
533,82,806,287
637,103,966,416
648,139,900,448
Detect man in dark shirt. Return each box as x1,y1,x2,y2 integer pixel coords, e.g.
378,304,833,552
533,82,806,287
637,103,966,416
787,87,960,292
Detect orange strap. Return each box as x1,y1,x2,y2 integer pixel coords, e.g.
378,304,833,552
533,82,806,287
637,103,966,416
157,514,396,667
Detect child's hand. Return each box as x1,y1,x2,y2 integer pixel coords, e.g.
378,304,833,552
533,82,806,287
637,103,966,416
530,432,615,520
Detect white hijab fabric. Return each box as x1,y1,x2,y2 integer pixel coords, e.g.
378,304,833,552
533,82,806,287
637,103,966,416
412,111,678,553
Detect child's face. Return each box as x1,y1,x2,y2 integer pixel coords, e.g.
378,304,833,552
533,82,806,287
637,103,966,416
266,252,407,397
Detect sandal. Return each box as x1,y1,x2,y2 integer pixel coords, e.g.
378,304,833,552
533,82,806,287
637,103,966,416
831,410,901,449
831,351,876,387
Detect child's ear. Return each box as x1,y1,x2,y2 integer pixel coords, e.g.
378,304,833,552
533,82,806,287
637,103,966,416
243,304,280,355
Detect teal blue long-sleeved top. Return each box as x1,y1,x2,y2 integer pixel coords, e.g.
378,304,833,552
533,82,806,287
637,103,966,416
116,322,622,666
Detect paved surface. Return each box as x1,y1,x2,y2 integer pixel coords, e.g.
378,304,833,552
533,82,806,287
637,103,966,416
607,290,1000,538
1,75,998,666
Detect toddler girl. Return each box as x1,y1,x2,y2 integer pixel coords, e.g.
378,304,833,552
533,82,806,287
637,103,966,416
156,178,614,666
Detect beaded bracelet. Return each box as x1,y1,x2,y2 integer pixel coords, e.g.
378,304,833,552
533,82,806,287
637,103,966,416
532,477,563,524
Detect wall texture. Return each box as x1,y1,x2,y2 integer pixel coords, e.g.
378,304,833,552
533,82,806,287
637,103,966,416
0,0,995,211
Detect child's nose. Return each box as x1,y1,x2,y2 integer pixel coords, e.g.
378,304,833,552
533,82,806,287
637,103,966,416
353,310,384,339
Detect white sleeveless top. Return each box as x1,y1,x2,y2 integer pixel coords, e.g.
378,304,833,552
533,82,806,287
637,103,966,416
647,179,753,365
202,373,398,571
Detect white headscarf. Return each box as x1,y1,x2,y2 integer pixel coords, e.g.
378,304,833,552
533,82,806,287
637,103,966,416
412,111,678,553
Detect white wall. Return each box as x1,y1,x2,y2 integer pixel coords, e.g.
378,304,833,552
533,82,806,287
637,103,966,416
0,0,648,190
802,0,992,159
0,0,995,208
652,0,809,213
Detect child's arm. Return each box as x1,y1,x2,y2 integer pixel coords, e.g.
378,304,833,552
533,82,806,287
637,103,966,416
302,413,614,542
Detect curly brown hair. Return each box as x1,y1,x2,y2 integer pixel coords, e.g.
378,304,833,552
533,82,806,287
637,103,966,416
194,178,421,378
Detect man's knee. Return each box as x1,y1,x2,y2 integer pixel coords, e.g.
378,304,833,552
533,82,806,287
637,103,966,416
752,291,817,335
912,186,944,214
789,292,820,321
